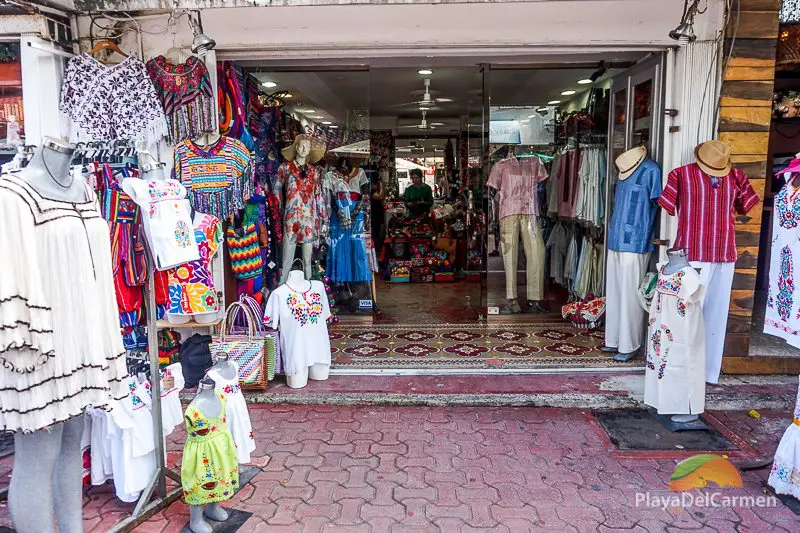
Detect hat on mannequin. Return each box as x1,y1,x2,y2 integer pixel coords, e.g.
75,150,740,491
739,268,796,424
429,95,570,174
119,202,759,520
615,146,647,180
281,134,326,164
695,140,732,177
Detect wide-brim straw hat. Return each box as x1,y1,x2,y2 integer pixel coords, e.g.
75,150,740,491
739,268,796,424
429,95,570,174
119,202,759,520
695,140,732,177
615,146,647,179
281,134,326,164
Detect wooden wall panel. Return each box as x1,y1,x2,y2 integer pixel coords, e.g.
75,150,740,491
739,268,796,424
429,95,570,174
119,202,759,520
719,1,780,371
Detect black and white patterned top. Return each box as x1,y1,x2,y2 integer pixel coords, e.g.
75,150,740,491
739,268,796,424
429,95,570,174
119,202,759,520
59,54,168,146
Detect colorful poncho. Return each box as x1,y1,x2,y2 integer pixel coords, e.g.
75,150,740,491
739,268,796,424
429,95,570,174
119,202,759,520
146,56,215,143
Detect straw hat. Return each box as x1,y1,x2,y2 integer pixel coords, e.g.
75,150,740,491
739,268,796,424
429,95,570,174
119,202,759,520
281,134,326,165
695,140,732,177
615,146,647,180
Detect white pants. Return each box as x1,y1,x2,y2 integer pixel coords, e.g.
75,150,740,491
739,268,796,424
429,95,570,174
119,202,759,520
605,251,648,353
500,215,545,301
691,261,735,384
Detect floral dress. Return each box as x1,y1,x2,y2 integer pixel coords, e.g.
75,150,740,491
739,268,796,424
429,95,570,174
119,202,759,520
275,161,327,245
769,376,800,498
166,213,222,317
765,181,800,348
181,396,239,505
643,265,706,415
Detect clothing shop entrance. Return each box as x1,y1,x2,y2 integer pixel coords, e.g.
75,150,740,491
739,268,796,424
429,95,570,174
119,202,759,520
235,55,665,371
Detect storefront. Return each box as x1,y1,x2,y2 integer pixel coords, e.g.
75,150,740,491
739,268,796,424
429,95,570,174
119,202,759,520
15,0,795,375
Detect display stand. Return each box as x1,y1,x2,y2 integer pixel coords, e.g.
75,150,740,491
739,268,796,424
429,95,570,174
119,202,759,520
108,252,183,533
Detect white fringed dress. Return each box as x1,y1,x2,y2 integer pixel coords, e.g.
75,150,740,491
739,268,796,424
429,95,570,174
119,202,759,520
769,376,800,498
0,174,128,433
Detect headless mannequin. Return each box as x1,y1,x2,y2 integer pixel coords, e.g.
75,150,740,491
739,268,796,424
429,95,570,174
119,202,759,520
284,268,331,388
662,248,701,425
187,378,230,533
7,138,87,533
208,352,238,381
607,147,650,362
280,139,315,284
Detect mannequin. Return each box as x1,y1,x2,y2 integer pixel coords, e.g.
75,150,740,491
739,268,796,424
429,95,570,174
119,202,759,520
658,140,760,384
284,268,331,388
206,351,256,463
208,352,238,382
6,138,87,533
604,146,662,363
276,135,326,284
186,378,231,533
487,146,549,314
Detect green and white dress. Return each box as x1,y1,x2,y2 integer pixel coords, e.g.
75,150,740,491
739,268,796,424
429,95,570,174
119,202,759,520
181,396,239,505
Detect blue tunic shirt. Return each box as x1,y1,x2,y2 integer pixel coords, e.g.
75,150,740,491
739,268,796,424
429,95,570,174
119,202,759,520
608,159,662,254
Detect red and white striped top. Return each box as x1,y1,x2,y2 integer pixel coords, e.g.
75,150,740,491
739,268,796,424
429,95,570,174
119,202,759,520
658,163,760,263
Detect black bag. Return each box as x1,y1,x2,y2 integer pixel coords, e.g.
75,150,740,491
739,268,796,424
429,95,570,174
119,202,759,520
180,333,213,388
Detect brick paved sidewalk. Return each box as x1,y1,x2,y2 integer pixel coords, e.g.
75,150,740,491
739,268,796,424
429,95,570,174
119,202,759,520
2,405,798,532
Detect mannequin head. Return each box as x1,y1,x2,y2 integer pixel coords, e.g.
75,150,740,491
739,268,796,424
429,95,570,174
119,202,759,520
296,139,311,161
281,134,326,166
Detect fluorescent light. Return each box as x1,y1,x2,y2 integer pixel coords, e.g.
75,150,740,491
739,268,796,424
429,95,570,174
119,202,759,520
577,79,592,85
437,98,453,102
312,116,324,119
300,109,316,114
262,81,277,88
537,107,548,113
330,125,339,129
548,100,561,105
560,90,577,96
322,121,332,125
418,69,433,75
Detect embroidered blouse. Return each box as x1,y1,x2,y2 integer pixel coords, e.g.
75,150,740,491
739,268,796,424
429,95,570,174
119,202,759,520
172,136,254,221
59,54,168,145
274,161,327,245
146,56,215,143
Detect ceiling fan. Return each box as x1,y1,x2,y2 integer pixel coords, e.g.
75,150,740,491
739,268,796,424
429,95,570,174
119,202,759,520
399,109,438,131
390,78,448,109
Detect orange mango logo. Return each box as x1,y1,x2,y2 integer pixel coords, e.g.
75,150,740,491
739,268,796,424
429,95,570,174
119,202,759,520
669,454,744,491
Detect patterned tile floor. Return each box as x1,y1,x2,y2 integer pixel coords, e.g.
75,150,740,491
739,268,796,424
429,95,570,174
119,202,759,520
330,323,635,370
1,405,793,532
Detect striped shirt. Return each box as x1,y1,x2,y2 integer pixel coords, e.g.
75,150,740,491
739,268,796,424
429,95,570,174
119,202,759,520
658,163,760,263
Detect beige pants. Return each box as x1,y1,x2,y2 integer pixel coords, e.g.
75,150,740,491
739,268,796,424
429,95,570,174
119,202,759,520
500,215,545,301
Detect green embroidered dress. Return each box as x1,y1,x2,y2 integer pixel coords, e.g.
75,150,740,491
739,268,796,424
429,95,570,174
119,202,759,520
181,396,239,505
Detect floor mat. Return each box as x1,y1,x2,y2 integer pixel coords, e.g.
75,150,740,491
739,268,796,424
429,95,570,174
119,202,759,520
330,322,639,370
595,410,737,451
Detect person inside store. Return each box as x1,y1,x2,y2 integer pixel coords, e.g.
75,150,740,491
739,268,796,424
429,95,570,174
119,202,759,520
403,168,434,218
371,170,386,259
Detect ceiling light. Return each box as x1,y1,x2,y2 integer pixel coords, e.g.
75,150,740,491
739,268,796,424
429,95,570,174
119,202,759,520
418,69,433,75
430,122,446,126
283,93,293,98
330,125,339,129
300,109,316,114
537,107,548,113
188,17,216,55
577,79,592,85
262,81,277,88
669,0,700,43
322,121,332,125
437,98,453,103
528,114,537,118
561,90,577,96
312,116,324,119
548,100,561,105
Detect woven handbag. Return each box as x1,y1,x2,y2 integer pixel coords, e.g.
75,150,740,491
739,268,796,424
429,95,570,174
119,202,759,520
212,301,271,390
229,294,282,375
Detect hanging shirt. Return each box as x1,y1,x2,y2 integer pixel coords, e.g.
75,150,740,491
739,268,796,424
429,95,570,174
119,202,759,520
275,161,327,245
166,213,222,317
487,157,549,219
608,159,663,254
264,280,332,375
658,163,759,263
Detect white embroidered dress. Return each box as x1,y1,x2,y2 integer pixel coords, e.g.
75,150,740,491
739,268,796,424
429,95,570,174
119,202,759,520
643,265,706,415
764,181,800,347
264,281,332,376
207,361,256,464
769,376,800,498
0,175,128,433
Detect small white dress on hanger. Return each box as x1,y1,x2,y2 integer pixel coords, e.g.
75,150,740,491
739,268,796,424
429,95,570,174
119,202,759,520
121,177,199,270
769,376,800,498
207,361,256,464
159,362,185,436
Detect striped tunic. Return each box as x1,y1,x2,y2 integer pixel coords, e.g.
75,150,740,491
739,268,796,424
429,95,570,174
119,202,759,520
658,163,759,263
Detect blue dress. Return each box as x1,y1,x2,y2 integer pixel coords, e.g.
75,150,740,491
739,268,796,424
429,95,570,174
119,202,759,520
326,169,372,282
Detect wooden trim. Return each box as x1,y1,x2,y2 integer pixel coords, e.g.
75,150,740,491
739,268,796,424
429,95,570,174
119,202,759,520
723,356,800,375
726,10,780,40
734,0,780,12
719,131,771,154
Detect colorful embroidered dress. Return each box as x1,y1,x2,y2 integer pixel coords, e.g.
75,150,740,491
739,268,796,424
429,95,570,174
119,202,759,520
765,181,800,347
59,54,168,145
643,264,706,415
146,56,215,143
264,280,332,375
769,376,800,498
181,396,239,505
173,137,254,220
226,223,263,280
167,213,221,317
275,161,327,245
325,169,372,282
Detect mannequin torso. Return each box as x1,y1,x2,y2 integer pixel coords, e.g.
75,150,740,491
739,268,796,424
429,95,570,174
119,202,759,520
190,379,222,419
286,269,312,292
13,139,85,203
663,248,691,275
208,357,237,381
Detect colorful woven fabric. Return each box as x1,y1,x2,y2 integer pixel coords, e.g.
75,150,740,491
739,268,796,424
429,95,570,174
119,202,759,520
172,136,253,220
146,56,215,143
226,223,263,280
